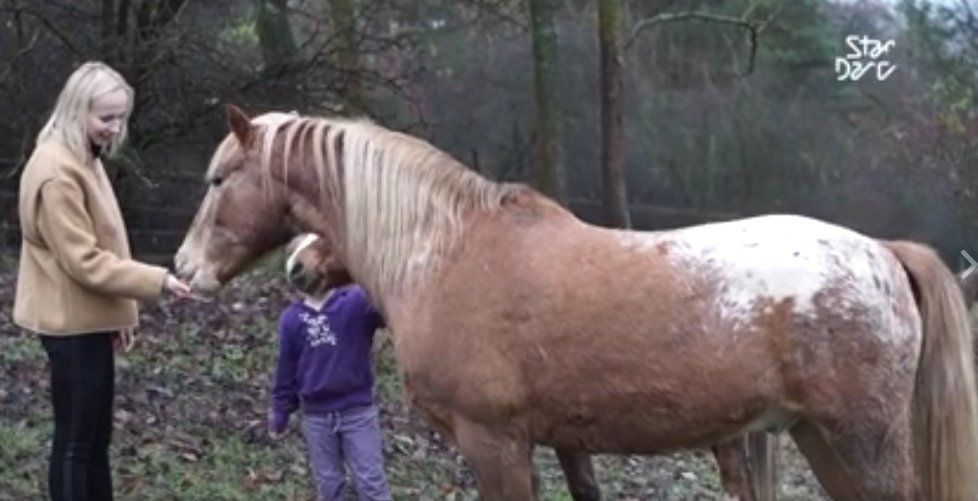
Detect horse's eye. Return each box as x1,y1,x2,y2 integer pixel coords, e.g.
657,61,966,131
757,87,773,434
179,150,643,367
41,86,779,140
210,176,223,187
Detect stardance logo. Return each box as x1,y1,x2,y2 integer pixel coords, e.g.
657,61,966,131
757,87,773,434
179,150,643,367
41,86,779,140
835,35,897,82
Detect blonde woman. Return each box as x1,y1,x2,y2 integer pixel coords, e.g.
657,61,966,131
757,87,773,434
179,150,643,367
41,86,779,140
14,61,193,500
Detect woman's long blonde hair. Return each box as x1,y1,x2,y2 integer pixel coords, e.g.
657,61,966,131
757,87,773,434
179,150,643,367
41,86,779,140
37,61,134,163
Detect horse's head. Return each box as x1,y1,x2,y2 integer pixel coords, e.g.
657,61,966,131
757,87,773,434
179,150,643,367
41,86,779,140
284,233,353,294
176,103,515,297
175,105,295,292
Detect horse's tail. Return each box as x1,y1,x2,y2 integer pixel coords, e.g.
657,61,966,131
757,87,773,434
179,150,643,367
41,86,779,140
884,240,978,500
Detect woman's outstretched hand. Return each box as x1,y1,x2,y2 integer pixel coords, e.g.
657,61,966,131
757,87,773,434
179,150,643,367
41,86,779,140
164,274,194,298
165,274,213,302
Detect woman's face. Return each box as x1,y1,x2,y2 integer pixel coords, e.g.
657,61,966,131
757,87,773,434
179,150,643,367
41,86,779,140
86,87,128,147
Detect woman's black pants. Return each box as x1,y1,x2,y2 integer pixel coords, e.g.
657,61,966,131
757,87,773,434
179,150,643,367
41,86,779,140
40,332,115,501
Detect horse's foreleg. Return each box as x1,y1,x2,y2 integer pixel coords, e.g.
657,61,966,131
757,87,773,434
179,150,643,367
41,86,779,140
713,433,779,501
454,419,536,501
713,437,756,501
746,432,778,501
555,448,601,501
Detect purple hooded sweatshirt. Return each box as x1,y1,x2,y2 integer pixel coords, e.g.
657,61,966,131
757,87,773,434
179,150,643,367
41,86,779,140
269,285,384,428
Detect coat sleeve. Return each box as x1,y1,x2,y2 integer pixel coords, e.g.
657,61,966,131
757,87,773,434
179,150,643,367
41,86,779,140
36,177,168,300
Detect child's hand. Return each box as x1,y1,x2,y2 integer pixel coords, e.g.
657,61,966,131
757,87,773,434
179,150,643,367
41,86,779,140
268,410,288,440
268,421,286,440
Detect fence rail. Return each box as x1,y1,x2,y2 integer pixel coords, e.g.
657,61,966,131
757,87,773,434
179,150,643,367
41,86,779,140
567,199,737,230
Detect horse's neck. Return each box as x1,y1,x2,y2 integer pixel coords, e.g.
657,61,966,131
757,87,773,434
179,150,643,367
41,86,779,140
371,186,563,287
367,189,579,351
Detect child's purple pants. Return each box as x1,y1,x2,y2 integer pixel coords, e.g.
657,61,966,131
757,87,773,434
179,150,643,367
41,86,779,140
301,404,392,501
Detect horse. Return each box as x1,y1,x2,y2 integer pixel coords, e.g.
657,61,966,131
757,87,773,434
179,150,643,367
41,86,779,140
286,230,775,500
175,105,978,500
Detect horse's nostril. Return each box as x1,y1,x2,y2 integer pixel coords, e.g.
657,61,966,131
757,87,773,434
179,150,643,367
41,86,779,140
288,261,304,277
173,250,196,280
174,254,186,273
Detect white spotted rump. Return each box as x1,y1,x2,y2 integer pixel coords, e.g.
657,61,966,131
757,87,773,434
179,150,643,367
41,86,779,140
620,215,913,340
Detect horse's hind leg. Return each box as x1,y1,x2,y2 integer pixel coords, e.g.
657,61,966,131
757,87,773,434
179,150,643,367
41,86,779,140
454,420,536,501
789,416,913,501
555,448,601,501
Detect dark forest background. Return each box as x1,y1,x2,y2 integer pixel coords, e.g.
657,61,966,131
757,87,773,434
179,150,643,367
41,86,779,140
1,0,976,264
3,2,978,499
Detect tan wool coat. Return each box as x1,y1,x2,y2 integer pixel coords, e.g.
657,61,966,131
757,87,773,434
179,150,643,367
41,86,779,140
13,138,168,335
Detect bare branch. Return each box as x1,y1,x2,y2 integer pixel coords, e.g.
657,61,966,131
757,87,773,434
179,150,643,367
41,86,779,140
18,6,85,56
627,12,754,49
459,0,527,31
0,30,38,82
625,6,781,75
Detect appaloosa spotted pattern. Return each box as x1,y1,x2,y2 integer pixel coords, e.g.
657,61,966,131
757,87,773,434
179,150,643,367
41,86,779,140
618,215,918,348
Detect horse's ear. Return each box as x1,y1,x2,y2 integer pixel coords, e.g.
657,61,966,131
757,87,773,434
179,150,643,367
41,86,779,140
226,104,254,146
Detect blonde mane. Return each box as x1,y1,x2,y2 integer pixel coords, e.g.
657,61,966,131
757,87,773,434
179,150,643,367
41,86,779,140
238,112,519,296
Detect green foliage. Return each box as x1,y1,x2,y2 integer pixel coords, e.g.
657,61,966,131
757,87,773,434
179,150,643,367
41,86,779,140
116,433,308,500
756,0,835,71
372,330,404,403
0,420,50,498
220,18,261,49
902,0,978,134
255,0,298,68
933,77,976,134
0,335,43,365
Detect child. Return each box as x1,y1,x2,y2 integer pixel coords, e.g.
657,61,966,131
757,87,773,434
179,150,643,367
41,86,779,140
268,234,392,501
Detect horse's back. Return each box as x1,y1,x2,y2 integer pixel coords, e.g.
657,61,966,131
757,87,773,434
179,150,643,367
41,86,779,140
640,214,922,388
648,214,917,331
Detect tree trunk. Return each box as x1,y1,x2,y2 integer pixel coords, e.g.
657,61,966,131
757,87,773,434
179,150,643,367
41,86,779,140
256,0,298,73
132,0,186,83
116,0,130,63
528,0,567,204
100,0,115,59
117,0,130,37
327,0,362,111
599,0,630,228
10,0,37,171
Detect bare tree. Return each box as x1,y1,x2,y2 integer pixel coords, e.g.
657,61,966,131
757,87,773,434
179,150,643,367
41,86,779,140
528,0,567,203
599,0,628,227
6,0,38,173
257,0,298,72
326,0,362,111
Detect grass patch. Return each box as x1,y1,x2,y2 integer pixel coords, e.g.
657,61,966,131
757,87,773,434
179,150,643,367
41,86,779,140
0,332,44,365
115,431,310,500
0,420,49,499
